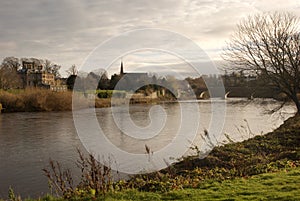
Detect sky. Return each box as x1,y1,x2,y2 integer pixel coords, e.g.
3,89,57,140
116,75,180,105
0,0,300,77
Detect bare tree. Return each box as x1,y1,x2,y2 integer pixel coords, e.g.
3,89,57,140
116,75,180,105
44,59,52,70
2,57,20,71
44,59,61,78
50,64,61,78
66,64,78,76
223,12,300,113
0,57,22,89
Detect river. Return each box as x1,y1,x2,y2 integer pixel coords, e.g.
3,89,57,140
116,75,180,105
0,98,296,198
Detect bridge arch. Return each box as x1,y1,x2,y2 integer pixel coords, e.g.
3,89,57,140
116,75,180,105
199,91,209,99
224,91,231,99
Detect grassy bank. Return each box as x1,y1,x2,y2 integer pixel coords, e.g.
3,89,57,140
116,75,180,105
105,167,300,201
66,167,300,200
101,115,298,197
5,167,300,201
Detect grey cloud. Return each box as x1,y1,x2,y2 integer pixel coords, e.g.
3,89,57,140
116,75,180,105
0,0,299,76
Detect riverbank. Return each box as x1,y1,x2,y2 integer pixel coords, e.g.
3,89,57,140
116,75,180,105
108,167,300,200
0,89,169,113
2,114,299,200
4,167,300,201
0,89,74,112
119,114,300,192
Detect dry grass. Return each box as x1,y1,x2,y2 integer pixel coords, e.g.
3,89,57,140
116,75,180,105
0,88,74,112
94,98,112,108
0,89,162,112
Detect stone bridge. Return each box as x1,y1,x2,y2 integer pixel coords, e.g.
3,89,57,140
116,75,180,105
198,86,280,99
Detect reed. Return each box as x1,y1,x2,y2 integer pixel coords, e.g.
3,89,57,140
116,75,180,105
0,89,73,112
42,149,114,199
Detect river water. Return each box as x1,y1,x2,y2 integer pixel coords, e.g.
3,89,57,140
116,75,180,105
0,98,296,198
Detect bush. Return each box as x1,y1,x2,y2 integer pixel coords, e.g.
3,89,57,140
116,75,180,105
97,90,113,98
97,90,126,99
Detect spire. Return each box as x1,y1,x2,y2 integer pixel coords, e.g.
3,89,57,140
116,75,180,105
120,60,124,75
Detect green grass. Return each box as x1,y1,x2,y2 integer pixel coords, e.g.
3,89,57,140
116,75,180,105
16,167,300,201
105,168,300,201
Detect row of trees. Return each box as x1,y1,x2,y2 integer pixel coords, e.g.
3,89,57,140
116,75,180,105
66,68,183,96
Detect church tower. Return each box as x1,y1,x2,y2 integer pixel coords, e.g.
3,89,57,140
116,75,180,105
120,60,124,75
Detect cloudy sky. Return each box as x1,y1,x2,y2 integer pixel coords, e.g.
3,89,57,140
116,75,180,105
0,0,299,77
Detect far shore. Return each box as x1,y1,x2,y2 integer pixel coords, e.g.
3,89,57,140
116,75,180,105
0,89,177,113
0,88,291,114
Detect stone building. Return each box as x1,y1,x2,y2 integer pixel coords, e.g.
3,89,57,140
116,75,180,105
19,61,67,91
113,61,148,90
